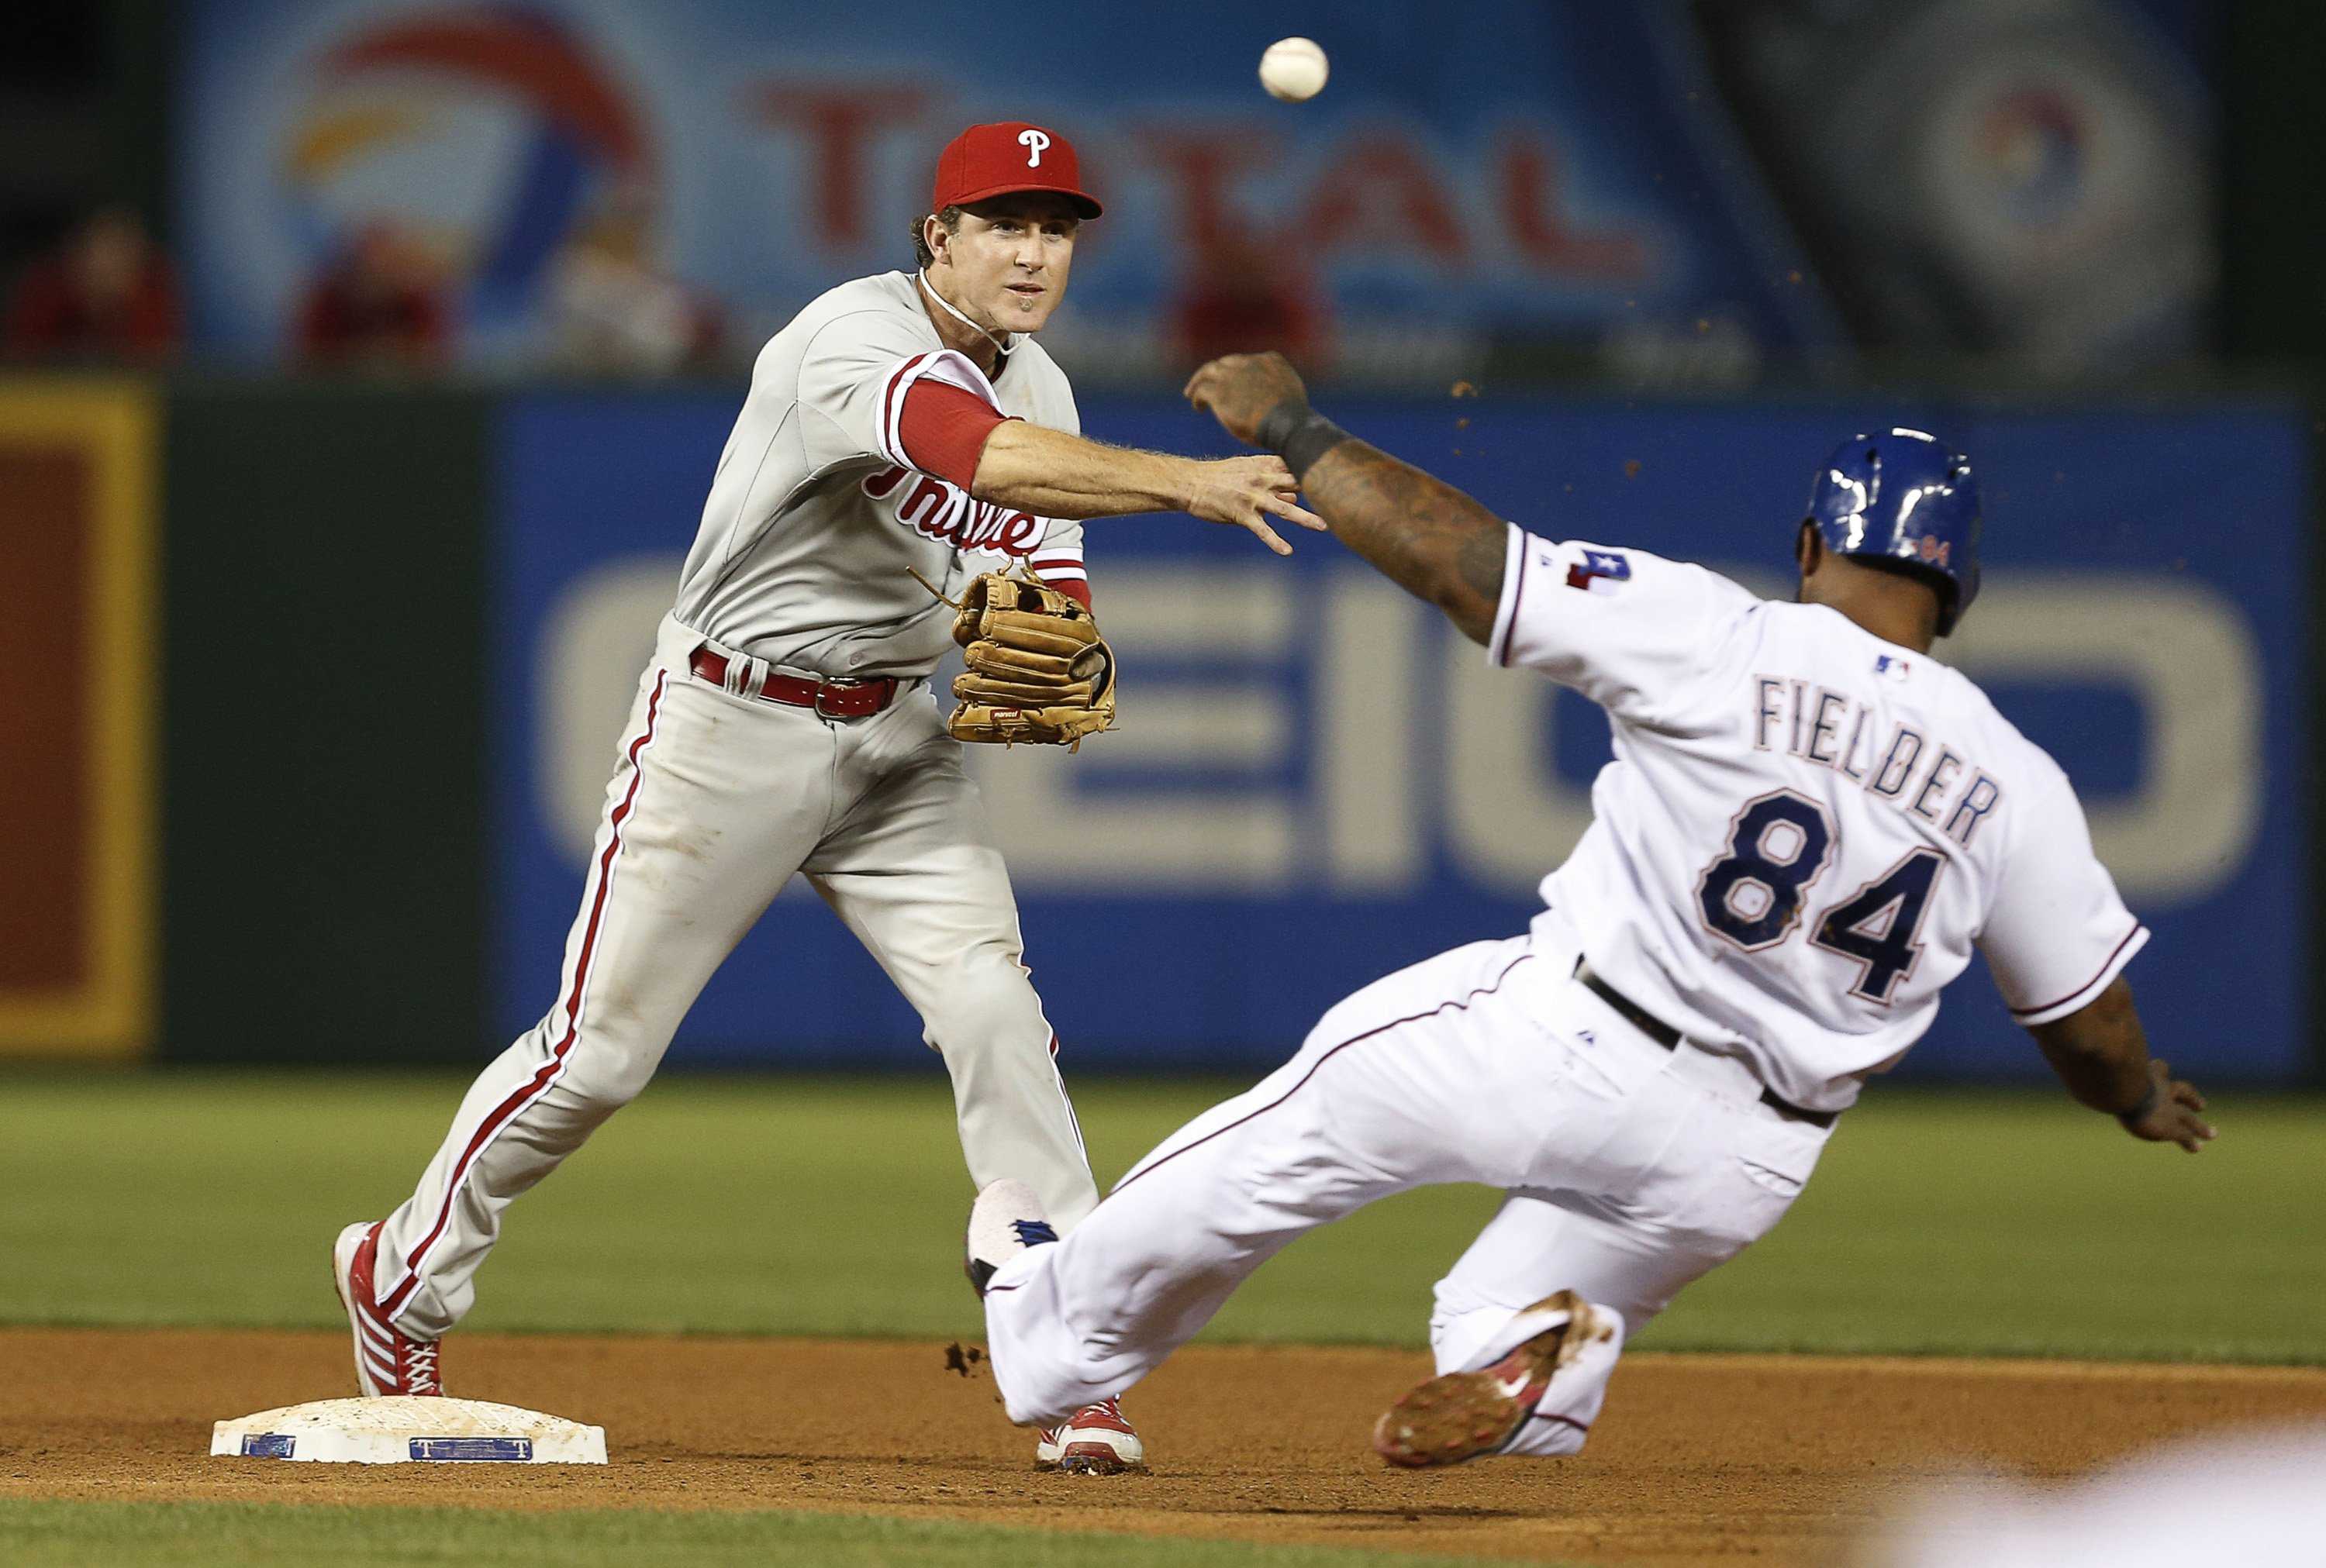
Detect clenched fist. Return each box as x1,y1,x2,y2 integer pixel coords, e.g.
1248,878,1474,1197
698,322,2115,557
1183,352,1312,448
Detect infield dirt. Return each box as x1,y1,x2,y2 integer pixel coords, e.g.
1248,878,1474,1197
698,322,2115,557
5,1329,2323,1565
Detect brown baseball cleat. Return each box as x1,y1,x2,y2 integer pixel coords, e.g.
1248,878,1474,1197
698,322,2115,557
1372,1290,1610,1467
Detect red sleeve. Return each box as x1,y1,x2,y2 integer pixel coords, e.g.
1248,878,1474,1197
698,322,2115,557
1050,577,1092,611
896,377,1009,489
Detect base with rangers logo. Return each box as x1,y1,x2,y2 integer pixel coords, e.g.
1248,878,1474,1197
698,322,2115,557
327,124,1323,1476
968,352,2217,1466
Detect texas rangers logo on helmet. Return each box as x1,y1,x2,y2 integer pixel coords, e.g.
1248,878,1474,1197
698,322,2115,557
1017,129,1051,167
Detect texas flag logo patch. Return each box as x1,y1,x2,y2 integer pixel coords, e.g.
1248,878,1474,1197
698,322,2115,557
1565,549,1631,593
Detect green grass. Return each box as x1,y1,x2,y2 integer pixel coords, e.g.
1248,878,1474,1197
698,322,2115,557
2,1072,2320,1360
0,1499,1510,1567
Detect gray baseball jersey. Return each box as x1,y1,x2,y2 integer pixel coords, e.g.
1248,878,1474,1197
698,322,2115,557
674,270,1087,678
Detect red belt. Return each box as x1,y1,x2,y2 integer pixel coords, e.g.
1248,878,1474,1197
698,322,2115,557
688,646,899,719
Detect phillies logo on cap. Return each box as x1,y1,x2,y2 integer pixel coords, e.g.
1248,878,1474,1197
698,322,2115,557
931,122,1103,218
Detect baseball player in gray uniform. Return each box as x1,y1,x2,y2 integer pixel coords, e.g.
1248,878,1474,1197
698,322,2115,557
968,352,2217,1469
330,123,1320,1475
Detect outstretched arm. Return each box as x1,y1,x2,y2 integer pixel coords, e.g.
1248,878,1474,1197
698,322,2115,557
813,331,1325,557
1184,353,1507,642
970,420,1324,557
2028,976,2215,1153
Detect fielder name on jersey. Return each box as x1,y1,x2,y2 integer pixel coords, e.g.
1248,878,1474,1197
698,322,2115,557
1748,674,2002,847
1490,530,2145,1115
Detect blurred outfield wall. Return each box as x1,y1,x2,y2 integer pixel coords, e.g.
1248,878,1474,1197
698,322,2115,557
20,377,2293,1081
0,380,157,1062
171,0,2219,378
492,389,2309,1081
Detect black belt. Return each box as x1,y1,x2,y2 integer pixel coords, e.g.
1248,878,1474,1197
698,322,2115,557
1575,961,1838,1129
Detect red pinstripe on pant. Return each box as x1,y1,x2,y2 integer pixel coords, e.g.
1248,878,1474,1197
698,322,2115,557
378,671,669,1319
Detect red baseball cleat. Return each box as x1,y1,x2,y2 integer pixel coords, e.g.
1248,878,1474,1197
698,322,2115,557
1036,1397,1146,1474
1372,1291,1610,1467
331,1221,443,1397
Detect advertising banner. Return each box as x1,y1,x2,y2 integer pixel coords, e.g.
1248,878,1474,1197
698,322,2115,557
0,381,157,1060
179,0,1841,373
492,390,2309,1082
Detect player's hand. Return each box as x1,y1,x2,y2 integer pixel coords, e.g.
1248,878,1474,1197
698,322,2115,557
2123,1059,2215,1153
1183,352,1310,447
1180,454,1326,556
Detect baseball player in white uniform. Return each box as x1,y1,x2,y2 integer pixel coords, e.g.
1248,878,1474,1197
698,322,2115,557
330,126,1322,1475
968,352,2216,1467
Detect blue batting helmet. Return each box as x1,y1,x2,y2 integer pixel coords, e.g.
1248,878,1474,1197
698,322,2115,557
1806,428,1981,635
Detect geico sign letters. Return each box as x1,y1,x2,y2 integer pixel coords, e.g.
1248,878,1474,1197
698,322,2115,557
538,561,2259,905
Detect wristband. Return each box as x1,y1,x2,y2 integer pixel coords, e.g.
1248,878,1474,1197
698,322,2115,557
1257,398,1351,481
2115,1080,2161,1128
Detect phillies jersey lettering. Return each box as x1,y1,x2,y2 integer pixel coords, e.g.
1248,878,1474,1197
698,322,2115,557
862,465,1046,557
1489,529,2144,1111
674,271,1086,679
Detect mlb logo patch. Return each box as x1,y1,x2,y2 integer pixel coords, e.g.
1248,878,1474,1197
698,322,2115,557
1875,654,1911,680
1565,549,1631,592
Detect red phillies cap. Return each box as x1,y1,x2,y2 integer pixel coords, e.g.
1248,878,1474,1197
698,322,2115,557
931,121,1102,219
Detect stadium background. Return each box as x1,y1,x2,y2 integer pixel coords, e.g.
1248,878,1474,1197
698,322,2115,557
3,3,2324,1565
7,0,2319,1082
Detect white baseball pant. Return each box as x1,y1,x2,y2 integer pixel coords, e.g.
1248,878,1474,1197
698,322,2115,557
373,613,1096,1337
981,915,1833,1451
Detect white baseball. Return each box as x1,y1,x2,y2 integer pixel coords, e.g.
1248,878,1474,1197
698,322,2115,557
1259,36,1328,102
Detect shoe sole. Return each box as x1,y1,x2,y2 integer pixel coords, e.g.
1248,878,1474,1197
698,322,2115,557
1053,1446,1144,1475
965,1178,1049,1298
1036,1419,1146,1475
1372,1290,1594,1468
1037,1438,1147,1476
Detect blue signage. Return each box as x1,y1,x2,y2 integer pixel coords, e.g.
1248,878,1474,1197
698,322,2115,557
492,391,2310,1083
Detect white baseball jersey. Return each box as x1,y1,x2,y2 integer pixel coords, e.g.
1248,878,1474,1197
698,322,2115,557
1489,526,2145,1112
674,271,1087,678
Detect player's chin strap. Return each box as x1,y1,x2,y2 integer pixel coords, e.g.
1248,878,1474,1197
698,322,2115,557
917,271,1016,360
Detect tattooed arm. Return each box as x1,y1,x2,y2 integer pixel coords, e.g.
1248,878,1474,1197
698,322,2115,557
1298,442,1509,645
1184,353,1507,644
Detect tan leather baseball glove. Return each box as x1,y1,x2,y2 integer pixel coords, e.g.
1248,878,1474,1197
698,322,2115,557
946,572,1116,749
